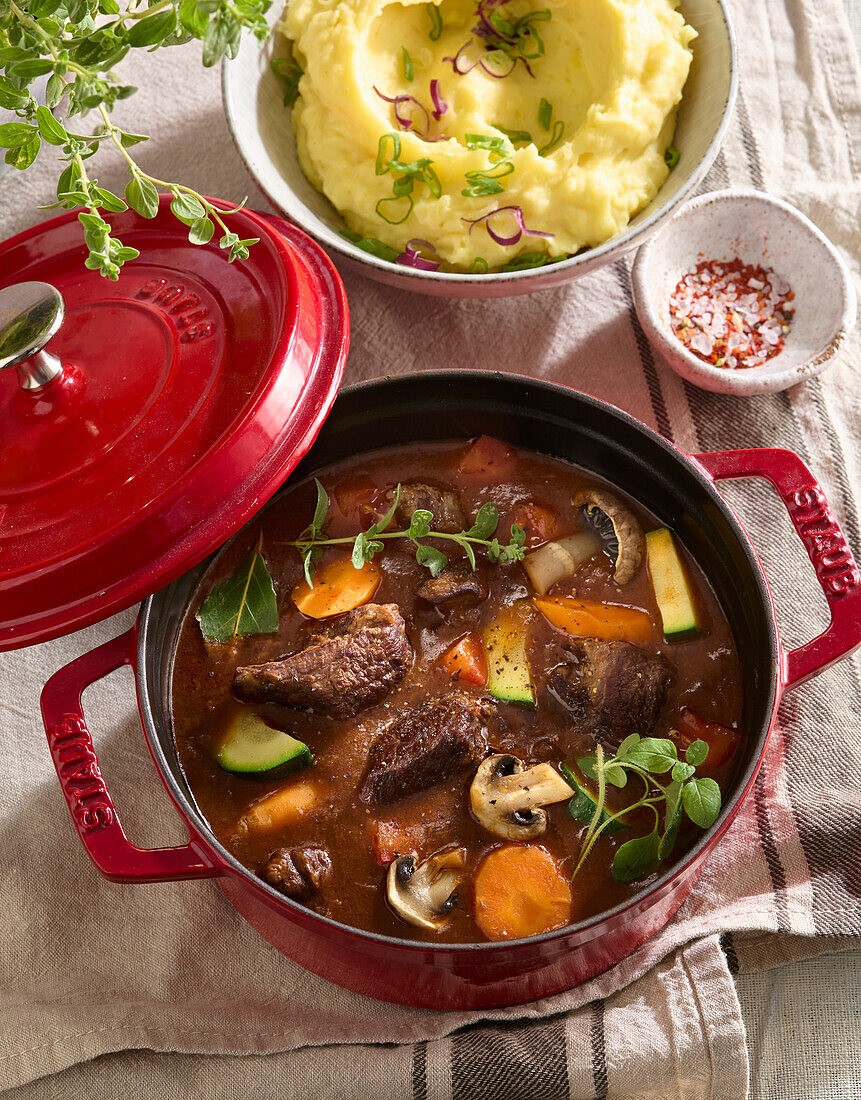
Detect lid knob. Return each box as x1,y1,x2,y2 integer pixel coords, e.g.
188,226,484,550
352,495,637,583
0,281,65,392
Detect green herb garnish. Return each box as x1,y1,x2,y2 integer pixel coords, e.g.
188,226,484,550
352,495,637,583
465,133,509,155
462,159,514,197
271,57,303,107
569,734,720,883
196,541,279,643
375,132,440,224
472,257,489,273
1,0,271,279
495,125,533,145
538,98,553,131
402,46,414,82
338,230,399,262
426,2,443,40
287,480,526,584
664,144,680,168
538,119,564,156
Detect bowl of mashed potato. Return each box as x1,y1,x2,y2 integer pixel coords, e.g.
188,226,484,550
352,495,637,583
223,0,736,296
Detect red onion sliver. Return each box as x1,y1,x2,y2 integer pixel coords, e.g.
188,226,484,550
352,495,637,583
372,86,431,136
443,41,478,74
462,206,554,246
429,79,447,120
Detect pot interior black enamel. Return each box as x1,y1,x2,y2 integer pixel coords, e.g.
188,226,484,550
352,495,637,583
138,372,778,936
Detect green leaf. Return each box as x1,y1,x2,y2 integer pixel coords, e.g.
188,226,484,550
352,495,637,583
451,535,476,570
373,483,401,534
44,73,65,109
301,544,324,587
195,549,279,642
92,186,127,212
415,543,447,576
561,764,626,835
310,478,329,536
5,132,40,169
538,97,552,130
352,531,369,569
0,122,36,149
126,9,177,47
671,761,695,783
625,737,678,774
659,779,684,860
577,754,597,783
0,77,28,111
604,763,628,788
170,191,206,225
682,778,721,829
468,502,499,541
188,215,214,245
7,58,53,80
125,175,159,218
685,738,709,767
615,733,641,760
408,509,433,539
612,828,661,883
119,130,149,147
402,45,414,82
178,0,208,37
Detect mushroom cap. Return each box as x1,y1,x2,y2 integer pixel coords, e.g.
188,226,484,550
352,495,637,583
470,755,573,841
386,848,466,930
572,488,645,585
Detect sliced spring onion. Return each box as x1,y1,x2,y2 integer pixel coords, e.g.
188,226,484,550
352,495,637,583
402,46,414,82
338,230,399,262
664,144,680,168
538,97,552,130
472,257,489,273
376,132,401,175
426,2,443,39
375,193,414,224
495,124,532,144
538,119,564,156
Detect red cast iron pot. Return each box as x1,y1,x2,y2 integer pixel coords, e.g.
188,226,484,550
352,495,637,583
41,372,861,1010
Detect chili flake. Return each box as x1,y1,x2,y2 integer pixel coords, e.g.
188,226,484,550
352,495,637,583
668,258,794,369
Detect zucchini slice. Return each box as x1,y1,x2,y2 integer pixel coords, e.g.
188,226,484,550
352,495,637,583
482,603,535,706
217,711,312,779
645,528,700,638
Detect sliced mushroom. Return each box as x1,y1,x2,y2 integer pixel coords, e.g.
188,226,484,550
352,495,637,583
470,754,573,840
522,532,602,595
386,847,466,930
572,488,645,585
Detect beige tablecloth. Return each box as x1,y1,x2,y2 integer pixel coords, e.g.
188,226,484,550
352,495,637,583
1,0,860,1095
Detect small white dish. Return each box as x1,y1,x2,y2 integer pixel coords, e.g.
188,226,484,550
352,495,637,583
632,189,857,395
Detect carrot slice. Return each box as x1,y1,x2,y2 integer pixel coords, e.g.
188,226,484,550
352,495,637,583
674,709,741,771
292,555,381,618
458,435,517,479
473,845,573,940
533,595,655,645
438,632,487,686
512,501,559,548
239,780,319,834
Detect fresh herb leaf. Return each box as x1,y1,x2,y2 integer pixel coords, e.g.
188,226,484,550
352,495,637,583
664,144,680,168
659,779,684,859
415,543,448,576
685,738,709,767
310,478,330,536
612,827,661,882
625,737,678,774
671,761,695,783
538,97,552,130
408,508,433,539
451,535,476,569
468,502,499,540
682,777,721,828
196,548,279,642
373,483,401,535
561,763,626,835
402,46,414,82
426,2,443,40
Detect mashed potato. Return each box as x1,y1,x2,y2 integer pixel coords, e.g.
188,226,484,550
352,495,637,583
279,0,695,271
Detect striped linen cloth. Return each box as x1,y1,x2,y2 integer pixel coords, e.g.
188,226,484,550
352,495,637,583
0,0,859,1095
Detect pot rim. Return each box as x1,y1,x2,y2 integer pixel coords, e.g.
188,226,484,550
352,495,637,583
137,370,780,953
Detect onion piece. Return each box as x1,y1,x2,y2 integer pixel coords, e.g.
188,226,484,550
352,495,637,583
462,206,554,247
429,79,447,120
522,532,602,595
373,86,431,136
396,238,441,270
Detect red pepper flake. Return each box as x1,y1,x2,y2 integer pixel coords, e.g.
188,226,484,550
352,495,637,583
669,257,795,369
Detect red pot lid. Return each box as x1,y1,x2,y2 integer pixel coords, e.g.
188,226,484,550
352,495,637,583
0,199,349,651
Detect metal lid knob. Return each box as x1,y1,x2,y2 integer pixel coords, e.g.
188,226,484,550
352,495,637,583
0,281,65,392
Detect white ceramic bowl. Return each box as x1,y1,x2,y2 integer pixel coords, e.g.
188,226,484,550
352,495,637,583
222,0,738,298
631,189,858,395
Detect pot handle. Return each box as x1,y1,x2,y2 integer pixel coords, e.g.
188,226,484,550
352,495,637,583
694,448,861,691
40,628,221,884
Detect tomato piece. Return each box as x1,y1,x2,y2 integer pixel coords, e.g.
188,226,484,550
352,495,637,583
458,435,516,479
438,632,487,686
511,501,559,548
674,709,741,771
369,820,416,865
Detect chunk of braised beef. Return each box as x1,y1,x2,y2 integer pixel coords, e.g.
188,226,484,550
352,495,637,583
261,846,332,900
389,481,465,534
233,603,412,718
417,568,486,605
360,692,491,805
549,639,672,743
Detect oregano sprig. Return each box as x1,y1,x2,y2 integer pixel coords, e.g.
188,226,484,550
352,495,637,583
287,478,526,585
564,733,722,884
0,0,270,279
